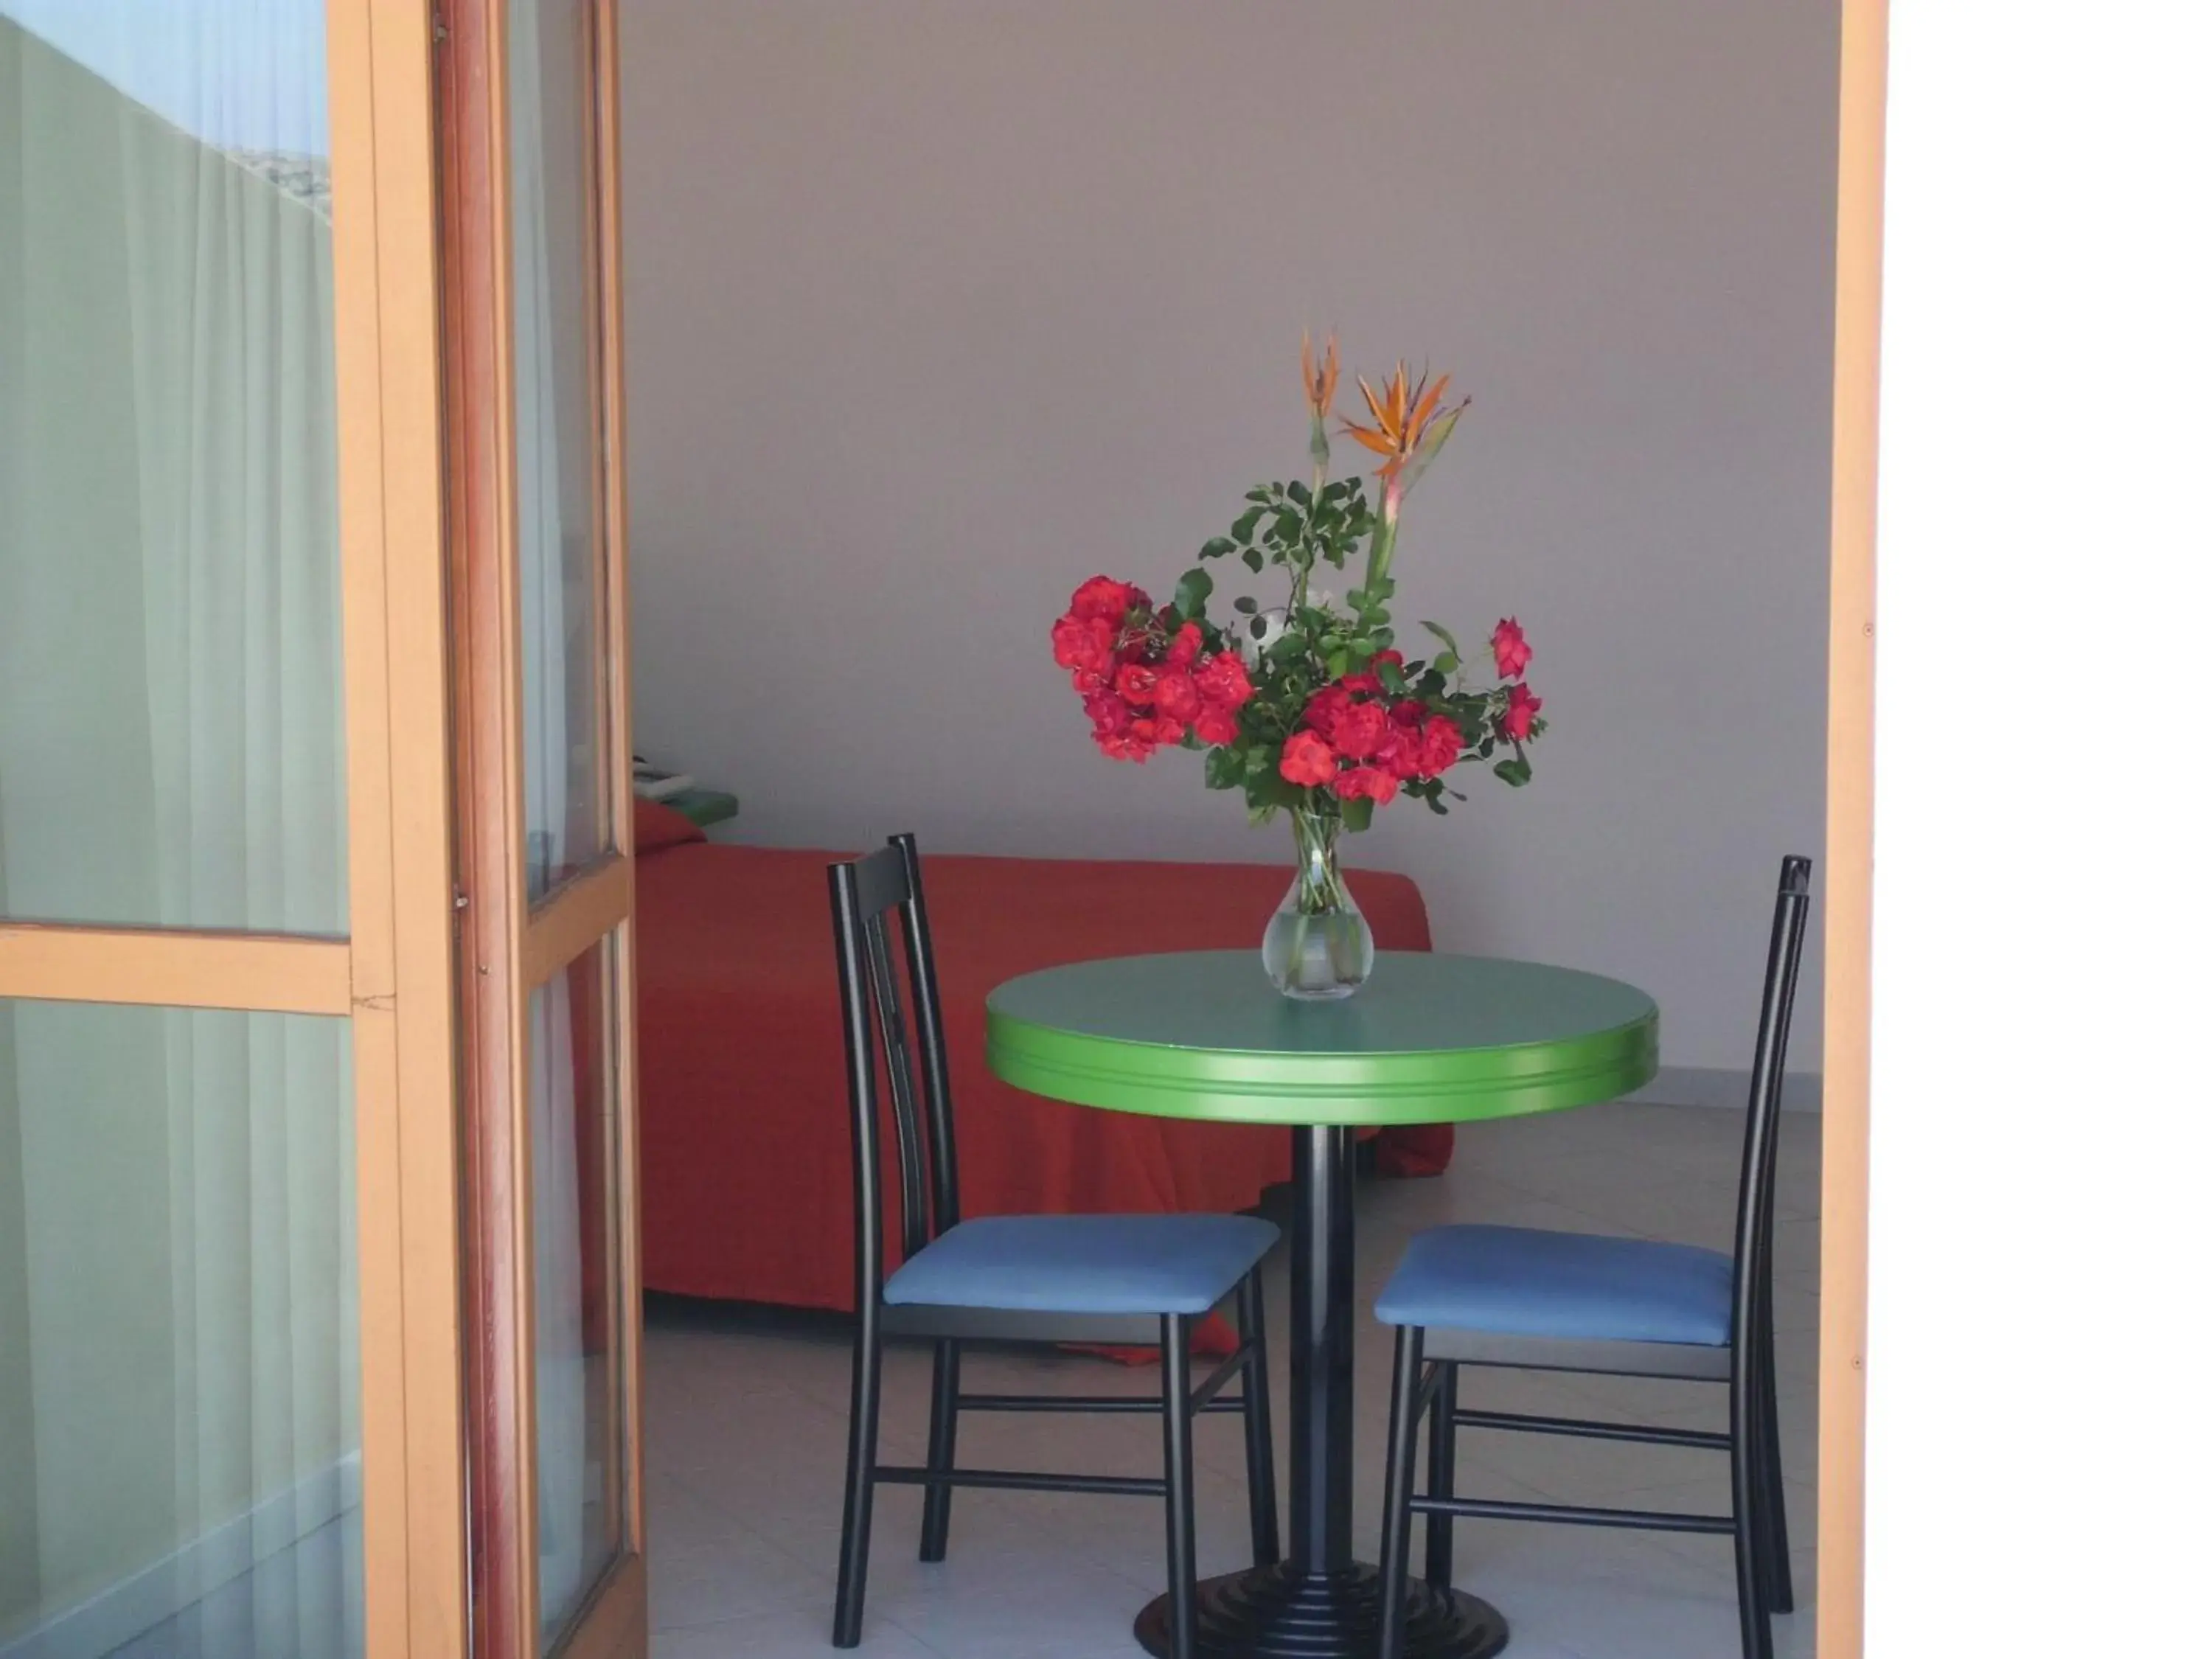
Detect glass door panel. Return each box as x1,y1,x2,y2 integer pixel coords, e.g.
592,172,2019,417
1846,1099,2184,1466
529,942,625,1644
510,0,634,1638
510,0,611,905
0,999,359,1659
450,0,642,1652
0,1,347,936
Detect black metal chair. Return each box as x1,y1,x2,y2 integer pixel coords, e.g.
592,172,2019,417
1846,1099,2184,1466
828,834,1282,1656
1371,856,1812,1659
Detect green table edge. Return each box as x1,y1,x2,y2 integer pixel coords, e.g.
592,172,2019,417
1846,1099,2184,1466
985,975,1659,1128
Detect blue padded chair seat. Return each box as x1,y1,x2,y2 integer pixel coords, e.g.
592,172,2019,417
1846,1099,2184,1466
884,1214,1279,1317
1374,1224,1735,1347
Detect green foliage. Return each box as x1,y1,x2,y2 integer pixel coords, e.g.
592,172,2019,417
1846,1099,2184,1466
1172,566,1214,619
1201,478,1377,591
1120,460,1540,830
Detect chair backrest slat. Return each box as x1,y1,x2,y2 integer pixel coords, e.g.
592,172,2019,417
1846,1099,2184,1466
828,835,961,1308
1729,855,1814,1352
862,912,932,1260
893,833,961,1233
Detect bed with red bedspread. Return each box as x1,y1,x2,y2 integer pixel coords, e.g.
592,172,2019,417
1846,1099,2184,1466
631,801,1452,1311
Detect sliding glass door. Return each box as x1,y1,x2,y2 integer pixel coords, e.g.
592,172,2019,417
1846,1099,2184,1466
443,3,647,1656
0,8,356,1657
1,3,642,1653
0,4,467,1658
0,3,650,1658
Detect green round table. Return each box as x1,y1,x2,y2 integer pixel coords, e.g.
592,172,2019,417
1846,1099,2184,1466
985,950,1659,1659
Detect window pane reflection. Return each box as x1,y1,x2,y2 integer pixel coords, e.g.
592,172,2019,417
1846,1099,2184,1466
0,0,347,935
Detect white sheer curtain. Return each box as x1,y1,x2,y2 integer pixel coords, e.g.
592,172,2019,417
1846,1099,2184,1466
0,7,358,1657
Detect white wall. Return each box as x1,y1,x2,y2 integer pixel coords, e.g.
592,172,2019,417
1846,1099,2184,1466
619,0,1837,1076
1865,2,2211,1649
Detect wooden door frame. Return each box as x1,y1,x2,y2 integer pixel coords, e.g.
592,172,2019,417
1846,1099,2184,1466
1819,3,1885,1657
423,1,1885,1654
329,1,476,1651
442,0,646,1655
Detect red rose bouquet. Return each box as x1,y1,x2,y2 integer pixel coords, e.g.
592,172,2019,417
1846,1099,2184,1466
1049,337,1546,999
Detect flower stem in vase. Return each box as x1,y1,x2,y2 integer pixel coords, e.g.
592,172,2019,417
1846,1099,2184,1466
1262,805,1376,1000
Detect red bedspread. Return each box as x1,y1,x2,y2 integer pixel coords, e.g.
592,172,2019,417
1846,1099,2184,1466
635,844,1451,1310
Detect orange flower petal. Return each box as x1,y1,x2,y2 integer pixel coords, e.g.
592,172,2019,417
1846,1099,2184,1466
1355,375,1391,433
1408,372,1450,442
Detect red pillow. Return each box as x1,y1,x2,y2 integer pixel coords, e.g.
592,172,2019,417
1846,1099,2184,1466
633,794,707,855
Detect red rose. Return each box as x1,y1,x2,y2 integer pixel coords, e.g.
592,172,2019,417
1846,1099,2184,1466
1342,653,1402,698
1301,683,1353,738
1491,617,1532,681
1333,766,1400,804
1096,727,1156,762
1194,652,1254,710
1084,692,1131,737
1053,613,1115,675
1502,682,1543,742
1330,700,1391,760
1419,714,1463,776
1071,576,1141,624
1164,622,1203,669
1279,731,1339,787
1192,704,1242,746
1153,668,1203,723
1115,661,1161,706
1138,715,1187,748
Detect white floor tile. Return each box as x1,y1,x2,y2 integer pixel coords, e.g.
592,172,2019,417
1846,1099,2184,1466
650,1603,939,1659
647,1515,830,1632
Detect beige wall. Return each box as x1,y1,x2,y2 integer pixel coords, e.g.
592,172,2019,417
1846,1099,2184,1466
619,0,1837,1074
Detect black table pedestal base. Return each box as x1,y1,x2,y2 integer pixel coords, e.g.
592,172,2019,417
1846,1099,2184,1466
1133,1563,1507,1659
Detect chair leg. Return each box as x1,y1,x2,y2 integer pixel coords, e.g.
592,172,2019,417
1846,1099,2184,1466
832,1306,885,1648
1729,1358,1775,1659
1377,1324,1425,1659
1161,1315,1200,1659
1757,1298,1795,1612
1423,1357,1459,1591
919,1337,961,1562
1236,1273,1281,1567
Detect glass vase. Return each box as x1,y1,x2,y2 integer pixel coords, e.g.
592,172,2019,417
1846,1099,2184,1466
1262,806,1375,1001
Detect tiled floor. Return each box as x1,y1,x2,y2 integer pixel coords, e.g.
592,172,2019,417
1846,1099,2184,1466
642,1102,1821,1659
